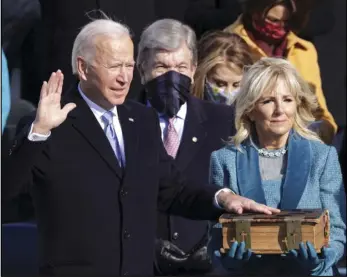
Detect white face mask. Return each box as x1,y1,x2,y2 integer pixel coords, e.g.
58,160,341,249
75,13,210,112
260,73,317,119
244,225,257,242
205,80,240,105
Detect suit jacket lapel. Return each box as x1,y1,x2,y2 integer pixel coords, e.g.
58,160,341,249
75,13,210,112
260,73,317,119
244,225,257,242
175,97,207,171
280,134,311,209
65,90,123,179
117,103,139,177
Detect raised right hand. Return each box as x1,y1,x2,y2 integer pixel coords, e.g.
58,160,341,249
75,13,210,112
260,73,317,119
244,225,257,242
32,70,76,134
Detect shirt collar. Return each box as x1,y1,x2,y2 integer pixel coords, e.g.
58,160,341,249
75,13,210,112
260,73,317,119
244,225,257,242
176,102,187,120
146,100,187,120
78,83,118,118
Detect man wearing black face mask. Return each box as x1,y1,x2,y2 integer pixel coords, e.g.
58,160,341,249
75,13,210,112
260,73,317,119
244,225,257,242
137,19,237,276
144,70,191,119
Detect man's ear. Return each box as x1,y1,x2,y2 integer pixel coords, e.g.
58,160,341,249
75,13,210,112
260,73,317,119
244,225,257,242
77,57,88,81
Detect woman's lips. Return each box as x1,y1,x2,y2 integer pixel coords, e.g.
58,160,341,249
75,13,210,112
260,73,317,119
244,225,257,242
271,120,287,123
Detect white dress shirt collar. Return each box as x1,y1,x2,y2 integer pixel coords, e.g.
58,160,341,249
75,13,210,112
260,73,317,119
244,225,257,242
175,102,188,120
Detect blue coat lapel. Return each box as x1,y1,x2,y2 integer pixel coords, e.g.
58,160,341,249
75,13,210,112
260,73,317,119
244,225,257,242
236,142,266,204
236,133,311,208
280,134,312,209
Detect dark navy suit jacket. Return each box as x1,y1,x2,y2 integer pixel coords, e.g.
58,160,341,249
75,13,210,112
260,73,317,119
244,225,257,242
2,89,224,276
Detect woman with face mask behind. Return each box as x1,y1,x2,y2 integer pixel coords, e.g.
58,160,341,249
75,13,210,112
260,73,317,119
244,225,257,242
193,31,254,106
224,0,337,145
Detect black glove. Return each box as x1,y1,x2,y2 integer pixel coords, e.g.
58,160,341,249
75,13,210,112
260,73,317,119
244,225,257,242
154,238,212,275
154,238,189,275
185,245,212,273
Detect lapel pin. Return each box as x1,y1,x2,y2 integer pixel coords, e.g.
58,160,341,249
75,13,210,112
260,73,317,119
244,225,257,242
129,118,134,122
192,137,198,143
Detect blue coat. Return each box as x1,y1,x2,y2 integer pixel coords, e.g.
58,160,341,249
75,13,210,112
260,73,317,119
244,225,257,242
209,133,346,275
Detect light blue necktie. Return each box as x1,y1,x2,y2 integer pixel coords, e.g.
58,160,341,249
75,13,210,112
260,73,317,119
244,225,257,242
101,111,124,168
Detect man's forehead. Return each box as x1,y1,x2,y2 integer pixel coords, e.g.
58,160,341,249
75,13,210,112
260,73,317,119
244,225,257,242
94,35,134,61
152,45,192,62
94,34,132,50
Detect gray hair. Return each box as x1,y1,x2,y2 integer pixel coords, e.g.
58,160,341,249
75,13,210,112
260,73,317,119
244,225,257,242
136,19,197,73
71,18,131,74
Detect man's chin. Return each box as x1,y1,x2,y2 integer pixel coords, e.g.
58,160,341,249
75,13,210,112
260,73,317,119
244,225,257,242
111,96,127,106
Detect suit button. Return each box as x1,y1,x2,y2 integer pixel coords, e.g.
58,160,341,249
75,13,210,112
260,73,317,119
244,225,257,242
172,232,179,240
120,189,128,197
124,230,131,239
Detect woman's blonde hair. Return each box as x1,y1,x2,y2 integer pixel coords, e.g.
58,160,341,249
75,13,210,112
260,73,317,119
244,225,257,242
193,31,254,99
231,57,321,149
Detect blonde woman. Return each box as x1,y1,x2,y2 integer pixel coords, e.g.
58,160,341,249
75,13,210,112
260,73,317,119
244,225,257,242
208,57,346,276
193,31,254,105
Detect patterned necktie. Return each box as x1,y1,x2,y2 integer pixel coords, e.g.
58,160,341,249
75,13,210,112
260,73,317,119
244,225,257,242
101,111,124,168
164,117,180,158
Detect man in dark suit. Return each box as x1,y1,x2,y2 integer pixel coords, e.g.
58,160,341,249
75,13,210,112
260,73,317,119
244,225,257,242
136,19,235,275
2,18,279,276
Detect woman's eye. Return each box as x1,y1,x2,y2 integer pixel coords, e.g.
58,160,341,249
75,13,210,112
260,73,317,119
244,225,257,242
232,82,240,88
262,99,272,104
267,17,280,24
215,81,227,88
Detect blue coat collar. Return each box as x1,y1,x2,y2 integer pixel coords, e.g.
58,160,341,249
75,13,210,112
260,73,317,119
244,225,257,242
236,132,312,208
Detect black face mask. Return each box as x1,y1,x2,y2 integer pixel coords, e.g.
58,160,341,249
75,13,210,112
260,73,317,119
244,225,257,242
145,71,191,118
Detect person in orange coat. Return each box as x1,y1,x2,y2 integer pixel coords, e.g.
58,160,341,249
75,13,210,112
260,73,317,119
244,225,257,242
224,0,337,144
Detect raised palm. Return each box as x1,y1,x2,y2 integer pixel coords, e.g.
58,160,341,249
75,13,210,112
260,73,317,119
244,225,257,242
33,70,76,134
